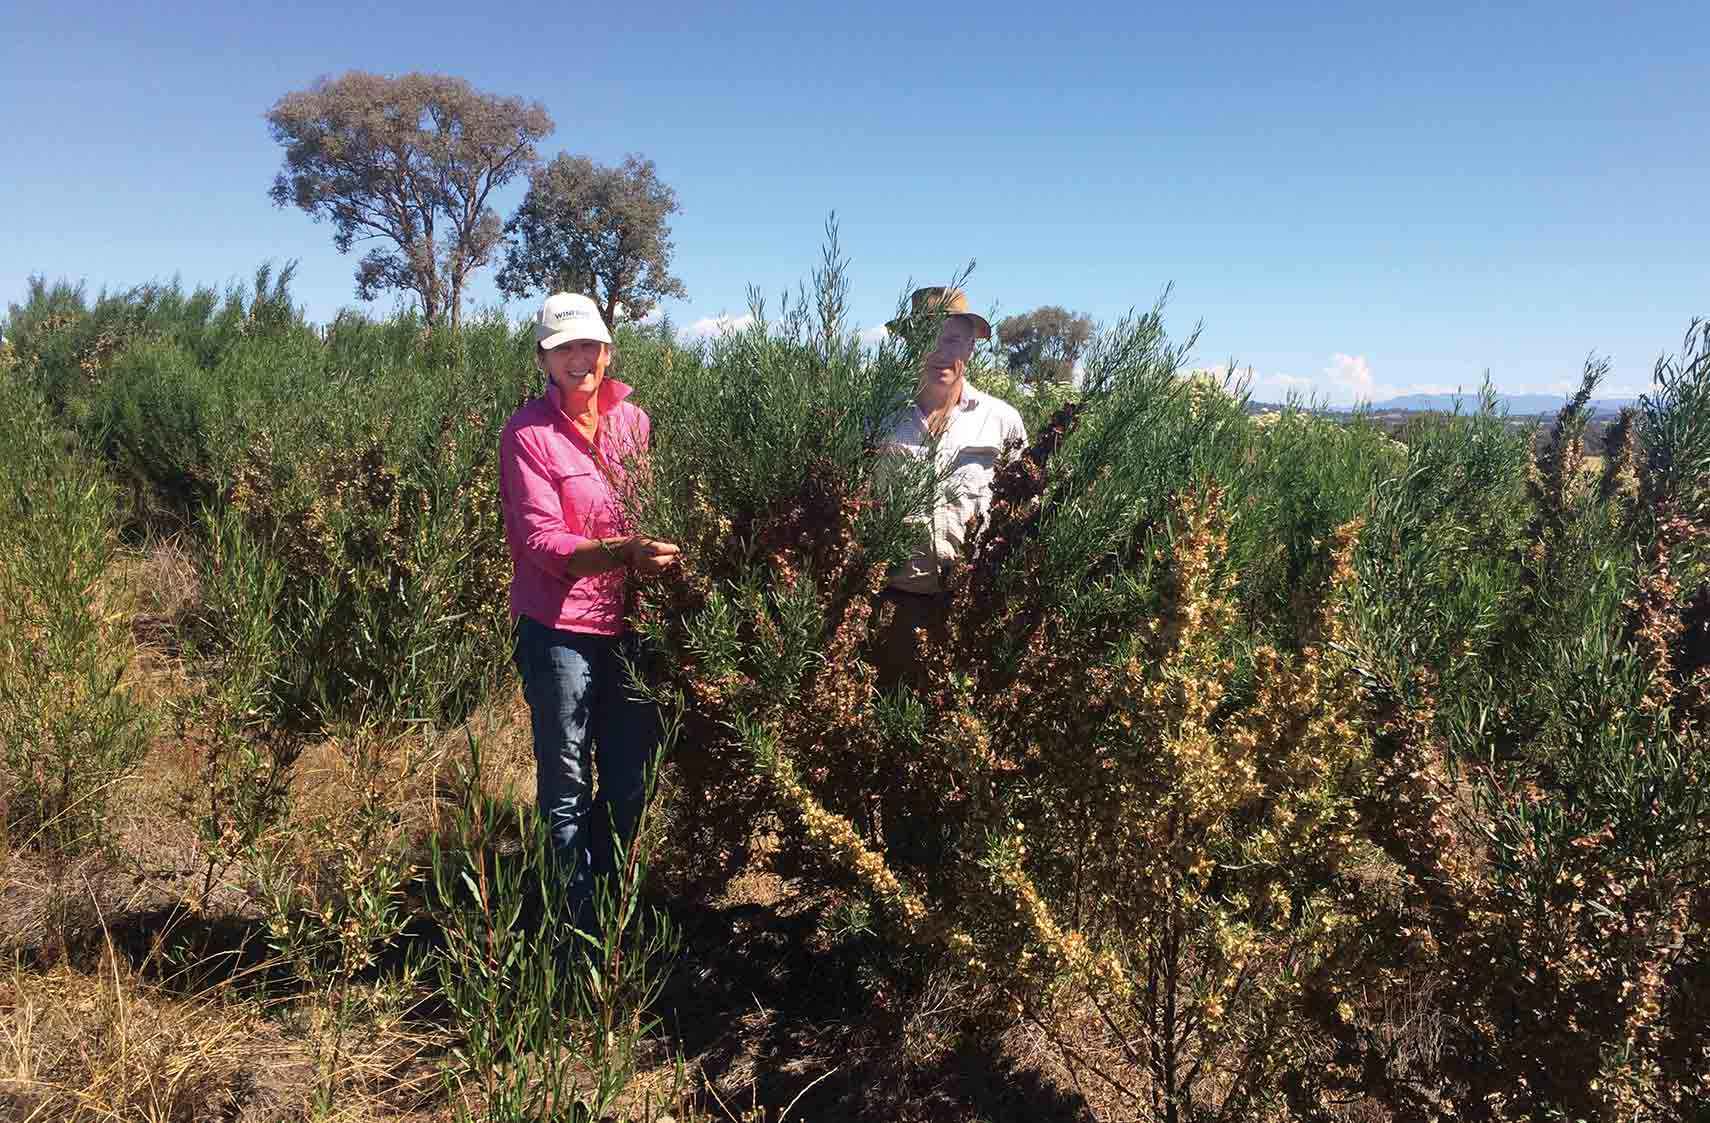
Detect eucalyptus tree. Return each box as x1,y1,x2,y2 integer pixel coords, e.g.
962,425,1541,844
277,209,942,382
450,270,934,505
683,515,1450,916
497,153,686,326
267,71,551,329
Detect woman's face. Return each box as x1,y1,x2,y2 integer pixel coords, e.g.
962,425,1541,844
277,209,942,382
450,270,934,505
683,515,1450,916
541,338,611,396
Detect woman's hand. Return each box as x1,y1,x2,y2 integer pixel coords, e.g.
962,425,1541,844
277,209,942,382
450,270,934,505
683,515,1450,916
567,535,680,579
624,536,681,575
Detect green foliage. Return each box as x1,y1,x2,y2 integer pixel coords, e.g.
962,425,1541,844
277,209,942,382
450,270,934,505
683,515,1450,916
1232,404,1405,633
7,241,1707,1117
0,375,151,853
181,505,301,902
994,304,1095,387
1314,353,1710,1118
7,270,559,732
427,731,679,1123
967,363,1077,441
612,231,960,879
4,263,304,446
267,72,552,327
631,241,1710,1118
497,152,688,325
624,275,933,570
1348,386,1537,710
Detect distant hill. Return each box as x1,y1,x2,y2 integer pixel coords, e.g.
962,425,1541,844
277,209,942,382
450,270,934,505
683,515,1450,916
1337,393,1640,416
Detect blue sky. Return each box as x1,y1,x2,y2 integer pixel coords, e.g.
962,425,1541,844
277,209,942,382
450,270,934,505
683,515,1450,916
4,1,1705,403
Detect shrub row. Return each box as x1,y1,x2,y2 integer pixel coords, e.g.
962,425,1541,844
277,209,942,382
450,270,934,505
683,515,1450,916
6,268,684,731
8,258,1708,1116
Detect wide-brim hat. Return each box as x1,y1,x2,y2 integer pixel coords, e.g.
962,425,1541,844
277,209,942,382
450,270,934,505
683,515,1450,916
535,292,613,349
885,286,992,340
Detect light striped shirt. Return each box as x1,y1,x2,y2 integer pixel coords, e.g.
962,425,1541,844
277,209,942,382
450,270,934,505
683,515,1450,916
883,387,1027,593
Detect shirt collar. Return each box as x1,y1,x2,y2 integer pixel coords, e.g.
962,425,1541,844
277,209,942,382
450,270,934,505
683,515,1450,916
914,382,982,423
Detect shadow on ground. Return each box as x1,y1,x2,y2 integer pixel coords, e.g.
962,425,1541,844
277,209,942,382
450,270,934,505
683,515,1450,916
658,882,1093,1123
9,847,1093,1123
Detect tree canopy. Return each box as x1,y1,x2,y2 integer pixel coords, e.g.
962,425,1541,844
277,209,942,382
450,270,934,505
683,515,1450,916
266,72,551,328
496,154,687,326
995,305,1096,386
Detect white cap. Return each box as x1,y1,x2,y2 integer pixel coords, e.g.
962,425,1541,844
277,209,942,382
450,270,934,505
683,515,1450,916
534,292,613,349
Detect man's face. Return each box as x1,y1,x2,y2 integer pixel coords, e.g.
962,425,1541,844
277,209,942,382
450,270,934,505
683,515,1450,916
922,316,979,386
542,338,610,395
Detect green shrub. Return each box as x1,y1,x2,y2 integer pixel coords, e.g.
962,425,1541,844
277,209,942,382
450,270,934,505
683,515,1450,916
9,272,571,732
1290,345,1710,1118
9,246,1706,1115
0,377,151,853
629,246,1710,1117
427,731,679,1123
622,281,934,881
5,264,305,436
179,505,299,904
1232,404,1405,634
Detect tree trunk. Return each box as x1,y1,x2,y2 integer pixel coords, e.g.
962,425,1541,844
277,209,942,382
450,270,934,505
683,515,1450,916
419,229,440,328
598,279,620,328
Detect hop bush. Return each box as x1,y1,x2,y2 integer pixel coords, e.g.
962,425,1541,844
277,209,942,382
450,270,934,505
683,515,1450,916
0,376,151,853
4,270,667,732
628,252,1710,1118
7,249,1707,1117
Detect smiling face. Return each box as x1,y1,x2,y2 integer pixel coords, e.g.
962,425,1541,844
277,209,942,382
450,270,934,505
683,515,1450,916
540,337,611,398
921,315,980,389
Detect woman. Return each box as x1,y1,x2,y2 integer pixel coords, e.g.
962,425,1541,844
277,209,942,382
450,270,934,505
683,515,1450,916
498,291,680,926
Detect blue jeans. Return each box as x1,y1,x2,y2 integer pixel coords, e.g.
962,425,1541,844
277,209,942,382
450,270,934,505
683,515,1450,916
512,616,658,924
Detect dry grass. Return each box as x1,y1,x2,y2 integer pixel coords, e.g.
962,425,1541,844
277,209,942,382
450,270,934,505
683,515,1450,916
112,538,201,713
0,542,542,1123
0,944,282,1122
0,939,461,1123
119,538,201,644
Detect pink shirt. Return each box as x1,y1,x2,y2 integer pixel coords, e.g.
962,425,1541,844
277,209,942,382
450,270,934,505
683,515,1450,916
498,379,650,635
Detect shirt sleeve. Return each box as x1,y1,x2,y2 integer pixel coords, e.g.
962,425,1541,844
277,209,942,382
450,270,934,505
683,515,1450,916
1007,405,1029,450
499,424,589,579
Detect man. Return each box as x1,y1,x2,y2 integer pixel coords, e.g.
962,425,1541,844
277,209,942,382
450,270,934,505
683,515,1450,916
877,286,1027,687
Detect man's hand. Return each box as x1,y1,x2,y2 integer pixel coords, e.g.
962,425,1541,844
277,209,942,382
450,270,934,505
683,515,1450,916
625,536,682,575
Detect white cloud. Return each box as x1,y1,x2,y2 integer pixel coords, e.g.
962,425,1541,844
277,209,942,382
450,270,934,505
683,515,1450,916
1326,353,1376,399
1246,370,1318,403
1247,356,1650,409
683,312,755,340
1248,353,1381,405
858,324,891,346
636,306,663,326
